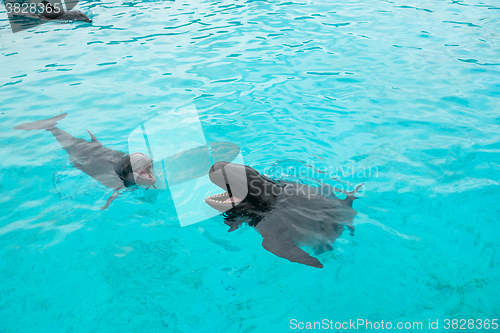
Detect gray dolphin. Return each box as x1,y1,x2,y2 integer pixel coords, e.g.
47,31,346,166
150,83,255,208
14,113,156,209
205,162,362,268
39,1,92,23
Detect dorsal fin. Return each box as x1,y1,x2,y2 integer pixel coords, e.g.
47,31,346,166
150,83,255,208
87,130,102,144
41,1,53,9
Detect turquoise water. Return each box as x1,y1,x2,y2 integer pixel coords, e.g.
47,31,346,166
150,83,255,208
1,0,500,331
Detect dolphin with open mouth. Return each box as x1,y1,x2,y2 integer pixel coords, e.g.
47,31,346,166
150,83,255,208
205,161,362,268
14,113,156,209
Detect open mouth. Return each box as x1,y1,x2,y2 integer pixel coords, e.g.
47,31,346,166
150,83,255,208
205,162,251,211
133,164,156,185
206,192,243,205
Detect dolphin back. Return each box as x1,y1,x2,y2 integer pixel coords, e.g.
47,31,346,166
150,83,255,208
59,10,92,22
14,113,68,131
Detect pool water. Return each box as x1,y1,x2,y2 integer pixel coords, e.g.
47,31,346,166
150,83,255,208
1,0,500,332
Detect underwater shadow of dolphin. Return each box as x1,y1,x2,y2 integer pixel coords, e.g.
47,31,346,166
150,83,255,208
14,113,156,209
205,162,362,268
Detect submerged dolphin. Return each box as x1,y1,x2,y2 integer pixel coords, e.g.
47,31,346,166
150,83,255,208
14,113,156,209
205,162,362,268
39,1,92,23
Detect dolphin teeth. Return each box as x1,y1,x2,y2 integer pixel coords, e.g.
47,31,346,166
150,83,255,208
207,193,233,203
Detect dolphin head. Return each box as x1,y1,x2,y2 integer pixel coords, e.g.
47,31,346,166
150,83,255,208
115,153,156,186
205,162,283,212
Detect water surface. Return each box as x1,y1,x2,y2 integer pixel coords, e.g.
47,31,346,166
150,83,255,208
1,0,500,331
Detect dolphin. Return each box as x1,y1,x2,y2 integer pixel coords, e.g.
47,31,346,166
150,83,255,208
39,1,92,23
14,113,156,209
205,162,362,268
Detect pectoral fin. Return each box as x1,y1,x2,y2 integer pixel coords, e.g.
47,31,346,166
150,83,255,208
224,217,243,232
313,243,333,256
256,220,323,268
101,191,120,210
100,188,137,210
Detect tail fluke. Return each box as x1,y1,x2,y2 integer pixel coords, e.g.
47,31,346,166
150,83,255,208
350,183,364,197
343,183,364,206
320,182,364,206
14,113,68,131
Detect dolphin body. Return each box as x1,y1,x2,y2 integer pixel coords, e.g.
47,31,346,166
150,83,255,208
14,113,156,209
205,162,362,268
39,1,92,23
